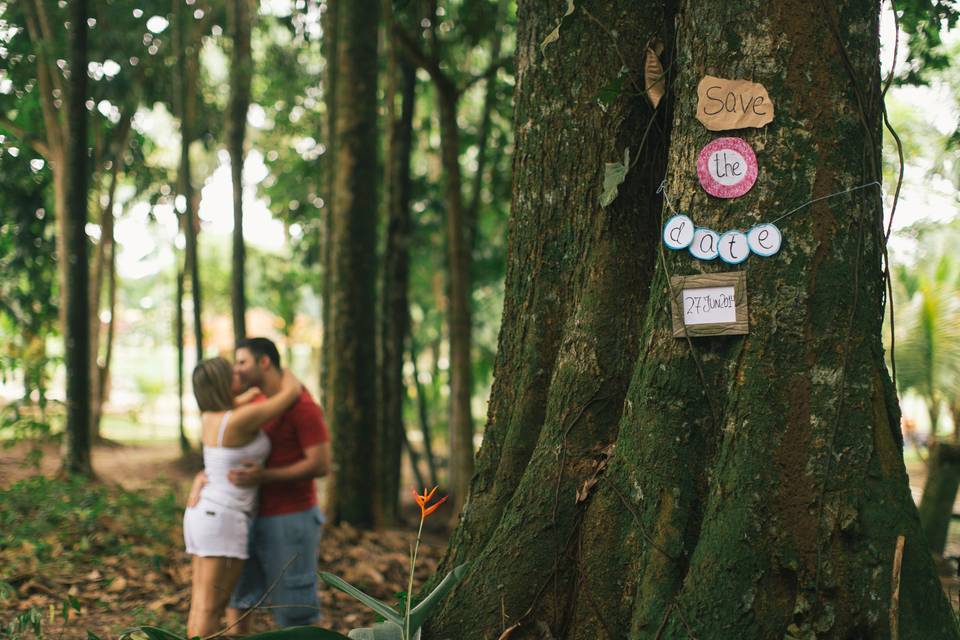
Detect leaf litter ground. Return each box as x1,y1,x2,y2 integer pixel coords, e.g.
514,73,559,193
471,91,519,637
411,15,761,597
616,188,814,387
0,441,448,639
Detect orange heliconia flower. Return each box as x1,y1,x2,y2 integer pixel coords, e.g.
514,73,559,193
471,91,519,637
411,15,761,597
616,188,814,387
412,486,448,519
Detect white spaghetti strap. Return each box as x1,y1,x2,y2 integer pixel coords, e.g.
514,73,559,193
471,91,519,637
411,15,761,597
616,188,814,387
216,411,232,447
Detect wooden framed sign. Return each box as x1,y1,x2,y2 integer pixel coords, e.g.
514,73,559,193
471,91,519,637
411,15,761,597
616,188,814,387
670,271,748,337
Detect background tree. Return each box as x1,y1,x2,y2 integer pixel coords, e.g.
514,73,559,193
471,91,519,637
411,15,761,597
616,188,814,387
894,243,960,438
174,0,205,367
325,0,380,527
0,0,168,444
227,0,253,342
394,0,513,515
375,1,419,527
0,156,57,410
61,0,92,476
429,1,958,638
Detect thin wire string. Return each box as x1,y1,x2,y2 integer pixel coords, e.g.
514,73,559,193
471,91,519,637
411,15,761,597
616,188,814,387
656,178,882,229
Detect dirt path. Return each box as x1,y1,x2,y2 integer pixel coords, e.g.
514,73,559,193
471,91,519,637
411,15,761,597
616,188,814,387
0,440,201,491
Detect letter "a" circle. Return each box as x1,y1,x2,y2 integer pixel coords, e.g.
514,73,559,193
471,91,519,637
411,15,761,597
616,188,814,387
689,227,719,260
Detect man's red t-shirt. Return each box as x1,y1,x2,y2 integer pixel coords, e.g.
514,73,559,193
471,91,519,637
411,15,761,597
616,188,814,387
259,388,330,517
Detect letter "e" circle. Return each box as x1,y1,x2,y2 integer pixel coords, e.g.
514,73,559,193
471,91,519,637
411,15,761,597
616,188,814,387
747,223,782,257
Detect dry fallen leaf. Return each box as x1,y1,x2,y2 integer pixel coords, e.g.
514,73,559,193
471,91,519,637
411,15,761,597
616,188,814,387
107,576,127,593
498,622,521,640
644,38,666,108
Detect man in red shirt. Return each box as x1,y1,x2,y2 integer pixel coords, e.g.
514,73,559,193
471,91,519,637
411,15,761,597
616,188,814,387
224,337,331,630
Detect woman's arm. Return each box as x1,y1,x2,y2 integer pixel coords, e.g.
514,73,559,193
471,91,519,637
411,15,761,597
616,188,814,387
227,370,302,437
234,386,262,407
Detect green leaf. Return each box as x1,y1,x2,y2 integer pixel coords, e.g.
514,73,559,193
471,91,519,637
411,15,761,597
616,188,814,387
87,632,102,640
246,627,353,640
597,66,629,112
319,572,403,626
407,563,469,631
539,0,576,55
347,624,418,640
126,627,187,640
600,147,631,208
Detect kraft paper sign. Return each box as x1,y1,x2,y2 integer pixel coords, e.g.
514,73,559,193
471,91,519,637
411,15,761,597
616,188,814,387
696,76,774,131
670,271,749,338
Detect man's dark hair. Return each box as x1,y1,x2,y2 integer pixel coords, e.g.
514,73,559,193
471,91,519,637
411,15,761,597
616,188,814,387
236,337,282,369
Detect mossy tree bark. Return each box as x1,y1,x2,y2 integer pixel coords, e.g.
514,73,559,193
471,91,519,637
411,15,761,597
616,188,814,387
429,1,957,639
326,0,380,527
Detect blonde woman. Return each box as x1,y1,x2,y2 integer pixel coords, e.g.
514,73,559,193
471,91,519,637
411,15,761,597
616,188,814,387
184,357,302,636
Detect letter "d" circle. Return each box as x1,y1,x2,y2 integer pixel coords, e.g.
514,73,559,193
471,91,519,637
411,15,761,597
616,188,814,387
663,214,694,250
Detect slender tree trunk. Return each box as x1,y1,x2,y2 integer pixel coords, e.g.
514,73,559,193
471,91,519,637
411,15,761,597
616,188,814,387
928,398,940,440
61,0,92,476
99,218,117,414
410,335,439,488
465,0,506,251
90,147,124,441
176,264,190,454
402,426,427,491
436,80,475,517
918,441,960,555
376,7,418,526
952,400,960,442
227,0,252,343
20,1,68,333
326,0,380,527
320,0,338,407
431,2,958,639
174,0,203,366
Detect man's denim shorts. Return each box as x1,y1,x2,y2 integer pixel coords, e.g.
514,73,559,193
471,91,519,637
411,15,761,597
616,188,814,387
228,506,325,627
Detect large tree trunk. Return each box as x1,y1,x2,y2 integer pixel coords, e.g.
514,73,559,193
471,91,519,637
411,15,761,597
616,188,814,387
430,1,957,639
227,0,252,343
326,0,380,527
61,0,92,476
376,8,418,527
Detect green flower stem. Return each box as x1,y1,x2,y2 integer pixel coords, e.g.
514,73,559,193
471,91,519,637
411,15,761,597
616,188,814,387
404,515,425,640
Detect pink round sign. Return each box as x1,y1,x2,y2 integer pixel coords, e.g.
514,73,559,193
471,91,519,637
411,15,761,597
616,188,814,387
696,137,758,198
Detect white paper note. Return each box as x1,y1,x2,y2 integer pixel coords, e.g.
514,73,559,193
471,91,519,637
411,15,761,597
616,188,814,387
682,285,737,325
